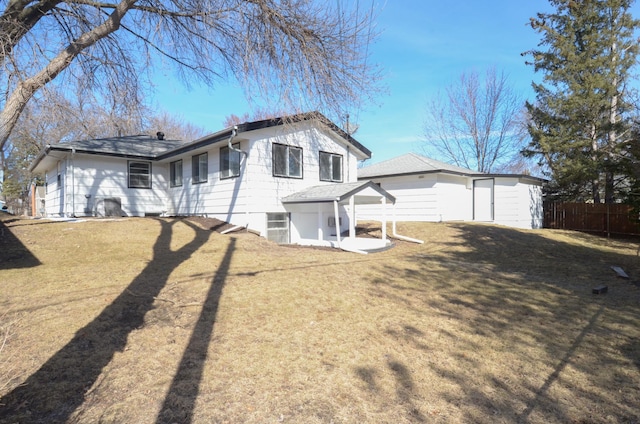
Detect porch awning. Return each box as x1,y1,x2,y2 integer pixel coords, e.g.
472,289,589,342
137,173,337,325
281,181,395,205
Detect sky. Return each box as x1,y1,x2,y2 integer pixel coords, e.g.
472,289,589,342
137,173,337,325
148,1,635,166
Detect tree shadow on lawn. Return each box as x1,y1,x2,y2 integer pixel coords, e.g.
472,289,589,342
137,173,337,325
0,218,216,423
156,237,235,424
362,224,640,423
0,218,41,270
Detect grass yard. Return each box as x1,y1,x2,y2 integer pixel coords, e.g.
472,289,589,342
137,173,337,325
0,215,639,423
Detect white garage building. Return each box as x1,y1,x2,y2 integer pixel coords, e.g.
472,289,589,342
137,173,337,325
357,153,545,230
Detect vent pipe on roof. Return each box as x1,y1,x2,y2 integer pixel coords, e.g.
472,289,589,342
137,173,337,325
156,131,165,140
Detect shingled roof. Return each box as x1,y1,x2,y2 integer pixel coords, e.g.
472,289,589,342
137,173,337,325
46,135,186,159
281,181,395,204
358,152,480,179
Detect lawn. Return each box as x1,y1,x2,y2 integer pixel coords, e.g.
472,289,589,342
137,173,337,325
0,215,639,423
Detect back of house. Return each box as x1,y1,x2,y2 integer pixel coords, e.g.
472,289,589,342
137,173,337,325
29,112,398,247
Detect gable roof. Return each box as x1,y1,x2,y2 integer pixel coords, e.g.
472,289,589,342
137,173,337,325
358,152,479,179
281,181,395,205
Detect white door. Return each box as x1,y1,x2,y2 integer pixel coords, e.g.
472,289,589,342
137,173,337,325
473,179,494,222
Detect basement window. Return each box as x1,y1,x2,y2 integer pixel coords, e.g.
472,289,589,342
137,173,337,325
266,213,290,244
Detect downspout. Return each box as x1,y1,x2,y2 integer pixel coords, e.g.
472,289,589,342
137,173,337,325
392,204,423,244
70,147,75,217
221,126,250,235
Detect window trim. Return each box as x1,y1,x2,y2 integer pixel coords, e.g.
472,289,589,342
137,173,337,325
319,151,343,183
128,160,152,189
192,152,208,184
169,159,183,187
220,143,241,179
272,143,303,179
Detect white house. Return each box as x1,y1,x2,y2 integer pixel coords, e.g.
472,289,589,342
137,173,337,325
357,153,545,229
29,112,407,253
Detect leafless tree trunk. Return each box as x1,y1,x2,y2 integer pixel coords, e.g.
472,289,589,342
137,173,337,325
423,68,524,173
0,0,380,151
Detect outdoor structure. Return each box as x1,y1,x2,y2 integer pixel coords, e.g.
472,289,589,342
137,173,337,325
29,112,411,252
357,153,545,229
29,183,46,217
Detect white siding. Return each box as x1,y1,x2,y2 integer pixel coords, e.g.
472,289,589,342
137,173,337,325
357,173,542,230
286,202,350,245
72,156,168,217
494,178,543,229
162,121,364,236
357,173,473,222
437,174,473,221
37,120,369,245
43,154,167,217
44,160,66,217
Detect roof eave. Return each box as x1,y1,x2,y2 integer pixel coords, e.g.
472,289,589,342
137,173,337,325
28,145,52,173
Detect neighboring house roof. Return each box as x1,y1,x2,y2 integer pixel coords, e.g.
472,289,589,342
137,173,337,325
358,152,547,184
281,181,395,204
29,112,371,173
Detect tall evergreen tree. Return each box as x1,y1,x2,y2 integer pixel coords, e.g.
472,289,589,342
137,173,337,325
524,0,639,203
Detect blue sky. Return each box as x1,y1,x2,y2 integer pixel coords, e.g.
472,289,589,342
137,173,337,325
150,1,634,165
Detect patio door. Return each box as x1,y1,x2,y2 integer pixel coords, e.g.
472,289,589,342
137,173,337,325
473,178,494,222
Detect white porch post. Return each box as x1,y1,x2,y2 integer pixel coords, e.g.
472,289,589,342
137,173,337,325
317,203,323,241
382,196,387,241
349,195,356,238
333,200,341,248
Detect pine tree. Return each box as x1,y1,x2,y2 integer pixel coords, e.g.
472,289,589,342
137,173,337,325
524,0,639,203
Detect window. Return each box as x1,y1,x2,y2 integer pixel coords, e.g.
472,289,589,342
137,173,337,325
170,160,183,187
319,152,343,182
128,161,151,188
273,143,302,178
220,143,241,179
266,213,290,244
192,153,208,184
57,161,63,191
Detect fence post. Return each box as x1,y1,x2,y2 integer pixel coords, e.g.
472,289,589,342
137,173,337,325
606,203,610,238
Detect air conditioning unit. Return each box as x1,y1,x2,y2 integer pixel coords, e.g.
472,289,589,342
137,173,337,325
328,216,342,227
94,197,123,217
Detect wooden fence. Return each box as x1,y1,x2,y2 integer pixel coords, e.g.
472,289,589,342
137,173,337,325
543,202,640,237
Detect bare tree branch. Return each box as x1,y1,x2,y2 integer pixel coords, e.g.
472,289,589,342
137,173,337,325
1,0,381,151
423,68,525,173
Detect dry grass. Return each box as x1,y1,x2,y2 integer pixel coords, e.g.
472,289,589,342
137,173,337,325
0,215,639,424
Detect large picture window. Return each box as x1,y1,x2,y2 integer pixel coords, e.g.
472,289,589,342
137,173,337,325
273,143,302,178
220,143,241,179
128,161,151,188
192,153,208,184
170,160,183,187
319,152,343,182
